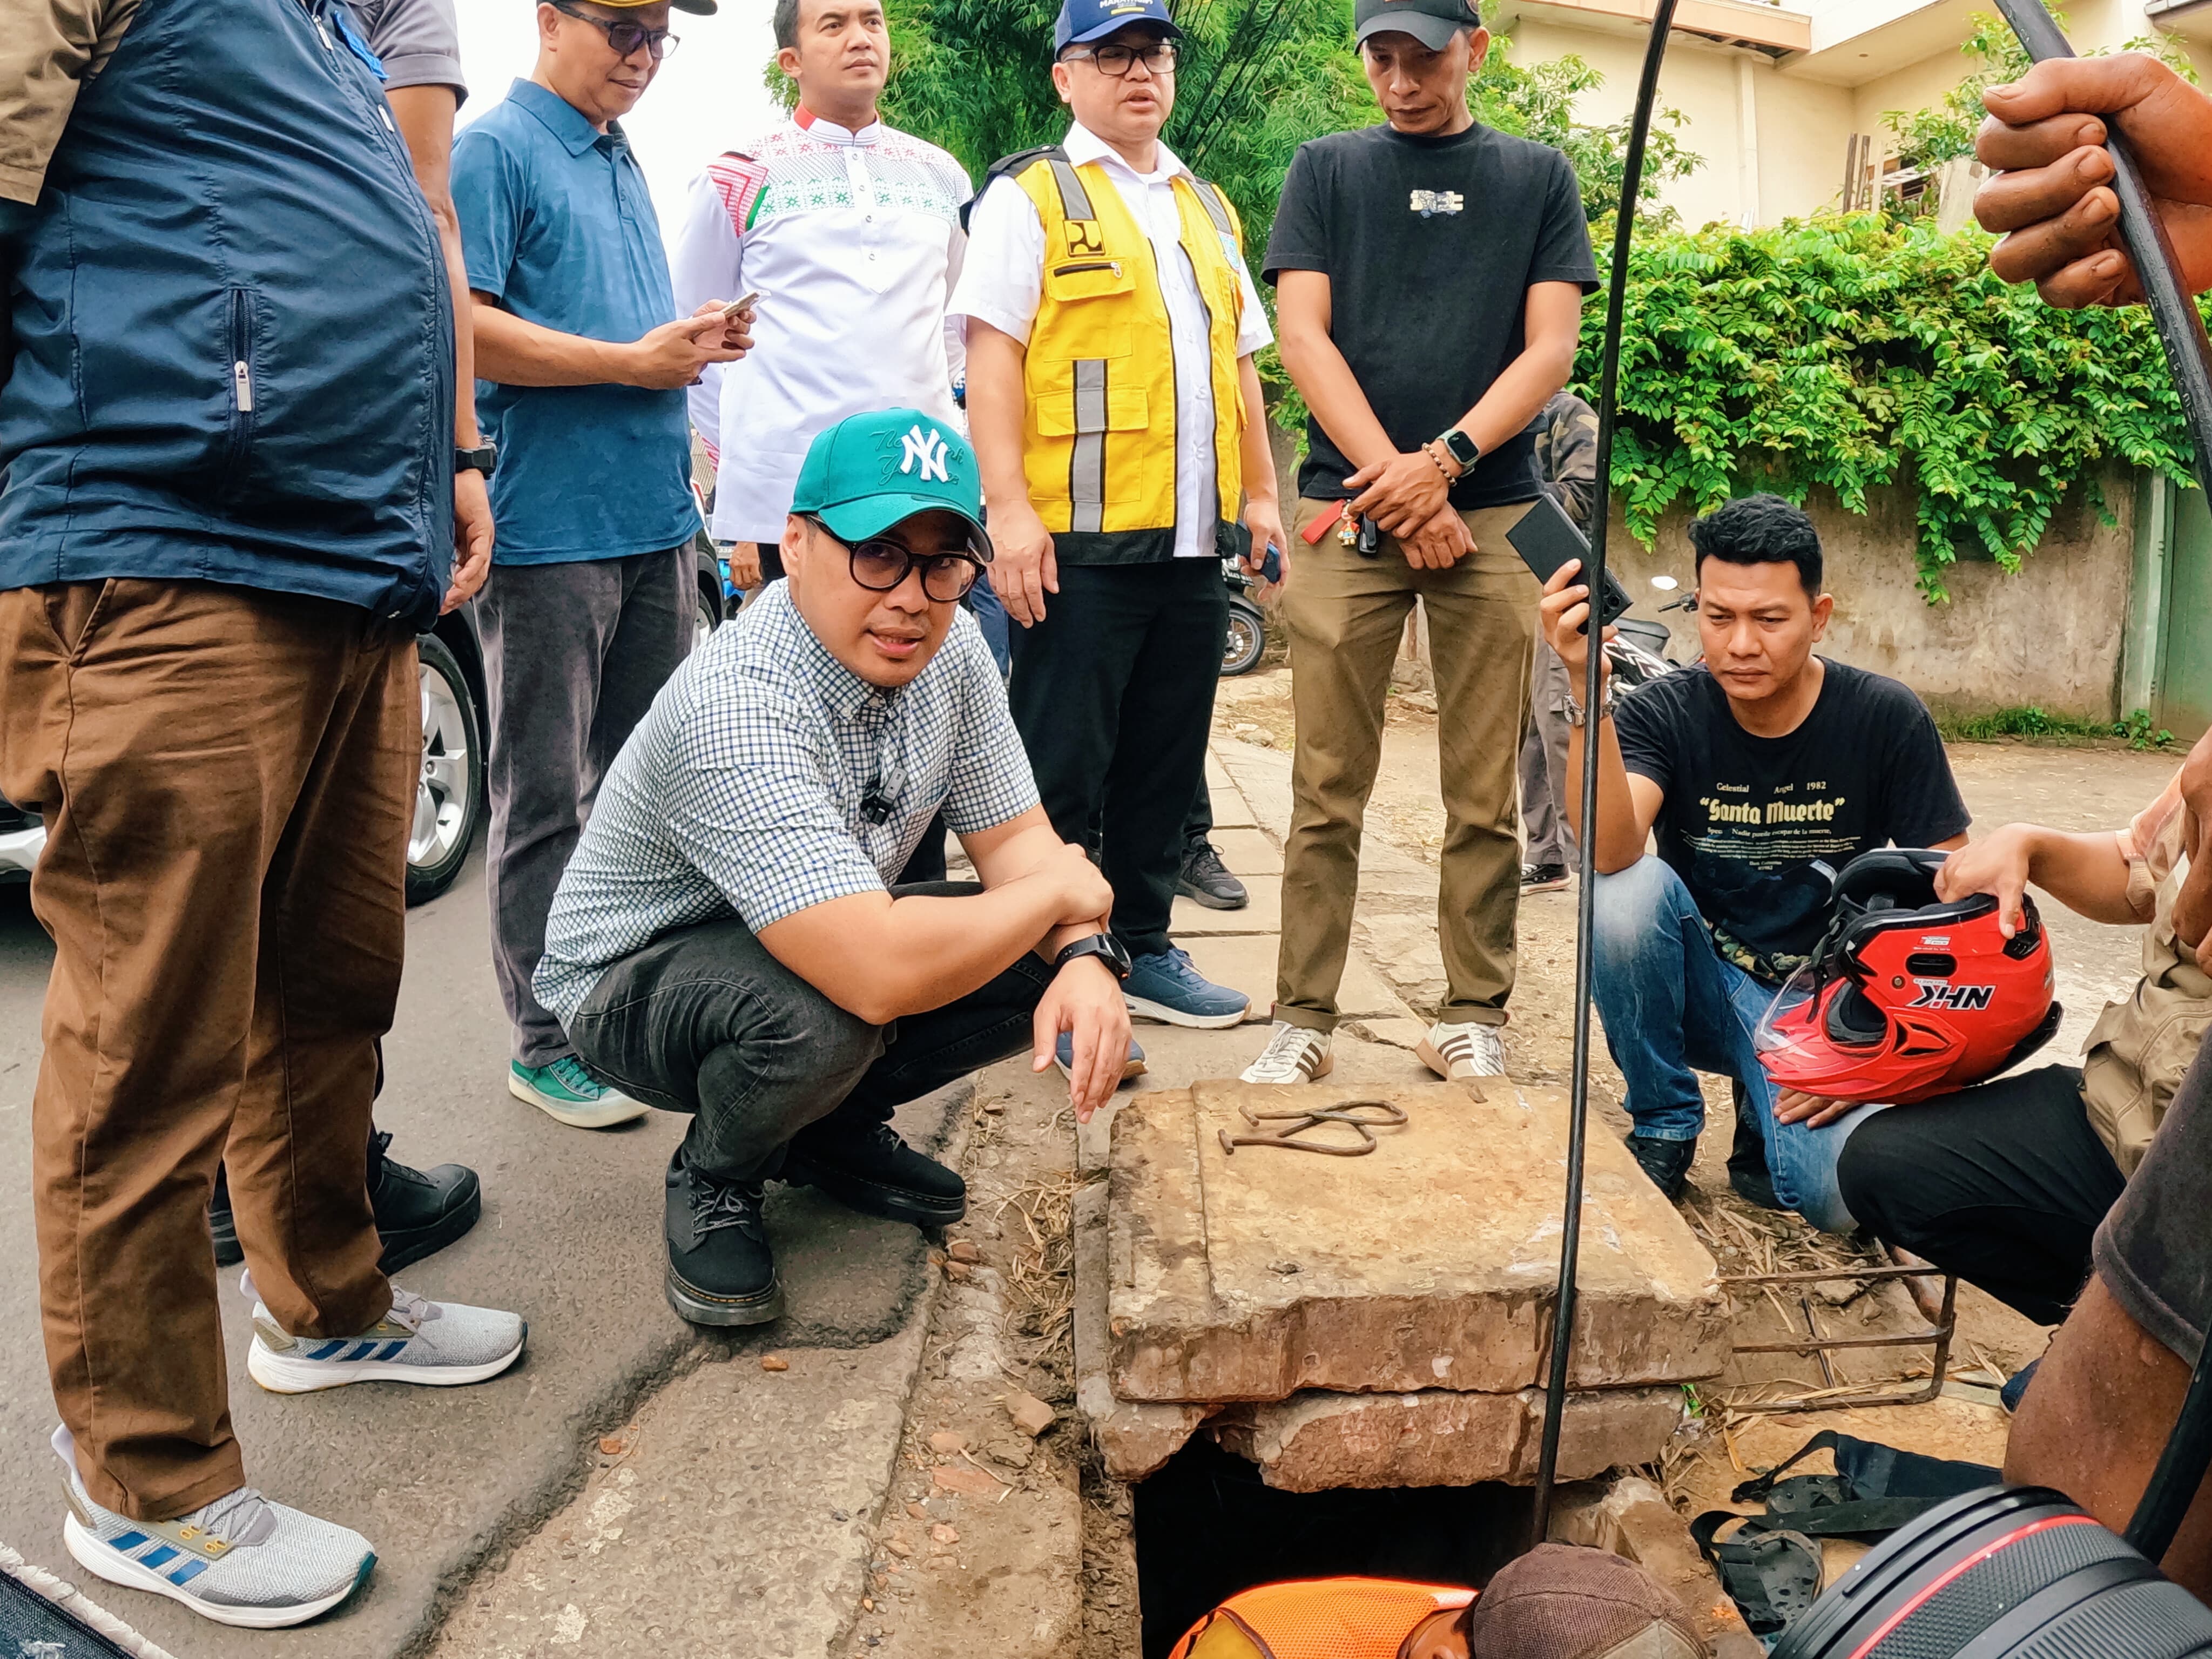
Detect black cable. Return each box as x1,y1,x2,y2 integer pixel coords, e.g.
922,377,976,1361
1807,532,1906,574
1990,0,2212,1564
1528,0,1680,1551
1993,0,2212,504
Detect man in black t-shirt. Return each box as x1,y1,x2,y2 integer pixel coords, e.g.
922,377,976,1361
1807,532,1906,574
1537,495,1971,1226
1239,0,1599,1091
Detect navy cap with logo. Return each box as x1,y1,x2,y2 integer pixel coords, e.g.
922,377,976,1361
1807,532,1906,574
1352,0,1482,51
1055,0,1183,55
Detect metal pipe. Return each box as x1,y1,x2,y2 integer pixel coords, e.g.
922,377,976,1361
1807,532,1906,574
1530,0,1681,1551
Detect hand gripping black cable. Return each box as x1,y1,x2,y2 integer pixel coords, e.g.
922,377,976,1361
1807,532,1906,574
1529,0,1681,1549
1994,0,2212,1567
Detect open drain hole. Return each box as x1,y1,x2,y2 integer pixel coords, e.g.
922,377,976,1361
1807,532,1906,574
1131,1435,1536,1658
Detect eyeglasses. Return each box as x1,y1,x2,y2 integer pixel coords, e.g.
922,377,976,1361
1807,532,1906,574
549,1,681,60
1064,39,1178,76
802,517,986,602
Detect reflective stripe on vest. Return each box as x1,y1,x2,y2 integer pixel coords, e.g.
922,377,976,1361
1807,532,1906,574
1007,149,1247,562
1167,1579,1478,1659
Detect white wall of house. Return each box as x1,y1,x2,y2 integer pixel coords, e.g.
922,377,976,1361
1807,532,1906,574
1486,0,2212,232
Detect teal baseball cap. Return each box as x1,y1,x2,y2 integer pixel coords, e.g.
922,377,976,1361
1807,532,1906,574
790,408,993,560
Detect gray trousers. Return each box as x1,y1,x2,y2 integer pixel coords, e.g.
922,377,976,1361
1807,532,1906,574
480,547,690,1065
1519,639,1577,871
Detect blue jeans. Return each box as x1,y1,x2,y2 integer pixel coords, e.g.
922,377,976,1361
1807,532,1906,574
966,571,1013,678
1591,856,1880,1232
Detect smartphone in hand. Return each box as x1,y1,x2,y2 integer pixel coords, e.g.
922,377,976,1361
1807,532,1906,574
1508,493,1631,633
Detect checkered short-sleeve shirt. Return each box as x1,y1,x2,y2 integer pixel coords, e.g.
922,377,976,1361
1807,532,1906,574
534,583,1039,1026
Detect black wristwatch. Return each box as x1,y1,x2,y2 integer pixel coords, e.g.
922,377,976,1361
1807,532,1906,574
455,442,498,477
1438,427,1480,470
1054,933,1132,981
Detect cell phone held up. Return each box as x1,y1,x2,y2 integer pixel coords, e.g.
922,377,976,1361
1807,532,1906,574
1508,491,1632,634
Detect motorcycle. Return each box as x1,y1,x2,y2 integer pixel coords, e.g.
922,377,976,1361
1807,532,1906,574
1220,549,1274,677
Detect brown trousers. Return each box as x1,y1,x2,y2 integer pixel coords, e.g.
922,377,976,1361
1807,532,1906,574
0,580,410,1521
1276,500,1538,1031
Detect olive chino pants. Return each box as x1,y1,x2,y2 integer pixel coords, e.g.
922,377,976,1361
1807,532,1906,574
1275,500,1539,1031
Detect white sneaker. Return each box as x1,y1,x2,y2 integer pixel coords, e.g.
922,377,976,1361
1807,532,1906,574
55,1426,374,1629
244,1272,525,1394
1239,1021,1334,1084
1419,1020,1508,1082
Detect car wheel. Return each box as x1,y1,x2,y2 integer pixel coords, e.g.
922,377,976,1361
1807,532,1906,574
695,585,719,650
1221,598,1266,676
407,632,484,906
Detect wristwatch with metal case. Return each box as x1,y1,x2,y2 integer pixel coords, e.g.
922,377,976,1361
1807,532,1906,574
1054,933,1132,981
1437,427,1481,471
1563,675,1623,727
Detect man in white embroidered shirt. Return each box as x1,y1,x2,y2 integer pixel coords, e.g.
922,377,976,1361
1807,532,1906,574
670,0,969,591
536,410,1130,1328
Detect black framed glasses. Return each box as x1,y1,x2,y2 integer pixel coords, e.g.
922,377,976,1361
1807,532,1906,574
802,517,987,603
549,1,680,60
1064,39,1178,76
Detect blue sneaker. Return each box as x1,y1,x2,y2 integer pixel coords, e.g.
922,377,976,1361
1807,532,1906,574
1124,947,1250,1029
1054,1030,1148,1084
509,1055,648,1130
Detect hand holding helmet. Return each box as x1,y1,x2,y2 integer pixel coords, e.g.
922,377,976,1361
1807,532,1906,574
1933,823,2038,938
1755,848,2062,1108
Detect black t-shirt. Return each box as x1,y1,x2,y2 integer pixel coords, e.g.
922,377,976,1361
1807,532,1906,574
1262,122,1599,510
1614,661,1973,982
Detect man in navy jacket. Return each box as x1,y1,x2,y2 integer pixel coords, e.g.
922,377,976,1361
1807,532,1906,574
0,0,524,1627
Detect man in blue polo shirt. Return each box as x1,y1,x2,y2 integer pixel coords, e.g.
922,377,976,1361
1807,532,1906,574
454,0,752,1131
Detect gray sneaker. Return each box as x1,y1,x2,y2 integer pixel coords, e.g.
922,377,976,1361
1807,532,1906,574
55,1425,374,1629
243,1272,525,1394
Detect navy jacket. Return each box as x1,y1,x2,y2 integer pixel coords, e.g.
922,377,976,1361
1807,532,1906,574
0,0,456,628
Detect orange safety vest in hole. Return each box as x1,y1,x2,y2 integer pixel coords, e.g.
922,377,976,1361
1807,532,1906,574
1168,1577,1479,1659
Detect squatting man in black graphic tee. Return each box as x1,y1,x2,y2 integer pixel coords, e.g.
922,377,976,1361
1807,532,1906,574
1537,494,1970,1230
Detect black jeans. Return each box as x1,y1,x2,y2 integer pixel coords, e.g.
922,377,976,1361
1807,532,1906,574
565,884,1051,1183
1836,1064,2127,1326
1010,558,1227,959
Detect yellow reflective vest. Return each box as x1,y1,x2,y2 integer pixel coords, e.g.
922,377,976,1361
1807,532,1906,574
997,145,1249,563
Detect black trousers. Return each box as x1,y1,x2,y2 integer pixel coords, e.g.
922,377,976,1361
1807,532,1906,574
1010,558,1226,960
1836,1064,2127,1326
565,884,1050,1183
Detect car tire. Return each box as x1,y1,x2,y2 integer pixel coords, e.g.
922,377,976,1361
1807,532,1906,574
1221,597,1266,676
407,631,484,907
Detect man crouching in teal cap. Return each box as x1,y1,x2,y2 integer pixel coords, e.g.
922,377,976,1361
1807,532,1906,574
531,409,1131,1326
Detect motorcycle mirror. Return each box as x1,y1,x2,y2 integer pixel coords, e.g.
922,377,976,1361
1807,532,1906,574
1649,575,1679,591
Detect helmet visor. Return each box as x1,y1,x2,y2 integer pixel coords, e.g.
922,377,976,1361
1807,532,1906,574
1752,962,1827,1064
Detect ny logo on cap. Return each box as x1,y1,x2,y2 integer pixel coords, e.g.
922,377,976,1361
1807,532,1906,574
900,424,950,483
1410,189,1464,217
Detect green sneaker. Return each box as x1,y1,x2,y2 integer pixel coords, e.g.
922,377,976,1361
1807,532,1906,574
509,1056,648,1130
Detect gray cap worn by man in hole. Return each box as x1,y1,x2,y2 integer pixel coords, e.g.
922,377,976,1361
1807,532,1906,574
1352,0,1483,50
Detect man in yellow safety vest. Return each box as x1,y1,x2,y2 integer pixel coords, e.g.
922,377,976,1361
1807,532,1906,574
953,0,1284,1047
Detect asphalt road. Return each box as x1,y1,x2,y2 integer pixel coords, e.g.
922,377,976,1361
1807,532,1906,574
0,840,944,1657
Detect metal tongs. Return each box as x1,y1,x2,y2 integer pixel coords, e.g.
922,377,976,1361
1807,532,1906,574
1218,1097,1408,1158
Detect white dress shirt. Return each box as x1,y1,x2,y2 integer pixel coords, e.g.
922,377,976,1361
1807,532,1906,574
670,109,972,545
949,123,1272,560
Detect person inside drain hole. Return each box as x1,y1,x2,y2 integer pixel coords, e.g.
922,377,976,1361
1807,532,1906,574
1537,494,1971,1226
532,408,1132,1328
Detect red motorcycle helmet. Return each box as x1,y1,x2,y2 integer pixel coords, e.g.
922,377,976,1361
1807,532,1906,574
1754,849,2061,1107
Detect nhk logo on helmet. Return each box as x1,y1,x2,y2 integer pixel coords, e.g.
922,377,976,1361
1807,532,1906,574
1909,981,1997,1012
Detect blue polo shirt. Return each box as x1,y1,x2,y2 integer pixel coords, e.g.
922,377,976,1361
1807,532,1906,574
453,79,702,564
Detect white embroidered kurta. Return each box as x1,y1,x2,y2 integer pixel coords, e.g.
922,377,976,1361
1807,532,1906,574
670,109,972,545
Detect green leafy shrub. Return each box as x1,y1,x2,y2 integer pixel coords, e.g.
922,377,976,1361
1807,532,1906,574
1580,214,2203,598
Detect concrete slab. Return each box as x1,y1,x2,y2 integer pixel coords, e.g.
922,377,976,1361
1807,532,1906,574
1202,759,1256,830
427,1325,930,1658
1177,932,1409,1024
1553,1476,1763,1659
1107,1081,1729,1404
1207,827,1282,877
0,865,952,1659
1213,742,1297,838
1171,875,1281,936
1212,1386,1684,1492
1071,1185,1209,1482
